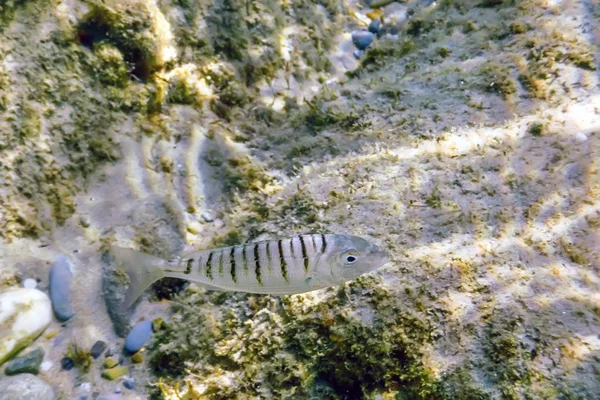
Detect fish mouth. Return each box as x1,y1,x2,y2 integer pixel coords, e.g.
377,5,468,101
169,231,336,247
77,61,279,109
371,245,390,268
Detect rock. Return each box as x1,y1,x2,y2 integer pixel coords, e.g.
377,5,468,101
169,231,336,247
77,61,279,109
123,379,135,390
351,30,374,50
152,317,164,332
368,19,381,35
4,348,44,375
60,357,75,371
48,256,75,321
101,366,128,380
353,49,363,59
0,289,52,366
131,352,143,363
90,341,107,359
0,374,55,400
103,357,119,369
201,210,215,222
124,321,152,353
23,279,37,289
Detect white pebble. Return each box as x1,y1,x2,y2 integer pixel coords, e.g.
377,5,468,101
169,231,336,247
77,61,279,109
23,279,37,289
40,361,52,371
575,132,587,142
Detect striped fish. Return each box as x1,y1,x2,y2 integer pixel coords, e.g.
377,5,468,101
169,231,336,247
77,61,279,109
111,234,389,309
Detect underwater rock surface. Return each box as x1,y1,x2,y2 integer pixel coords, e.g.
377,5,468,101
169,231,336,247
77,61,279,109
0,0,599,398
0,289,51,366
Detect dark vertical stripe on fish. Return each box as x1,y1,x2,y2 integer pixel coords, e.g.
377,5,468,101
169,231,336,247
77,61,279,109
241,245,248,275
184,258,193,275
253,244,263,285
206,251,214,280
229,246,237,283
299,235,309,273
321,234,327,253
277,239,288,284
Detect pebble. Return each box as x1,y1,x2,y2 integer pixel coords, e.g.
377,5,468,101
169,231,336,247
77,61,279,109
131,352,143,363
122,380,135,390
201,210,215,222
152,317,164,332
23,278,37,289
90,341,107,359
49,256,75,321
0,374,55,400
103,357,119,369
575,132,588,142
101,366,128,381
0,289,52,366
124,321,153,353
353,49,364,59
4,348,44,375
61,357,75,371
368,19,381,35
351,30,375,50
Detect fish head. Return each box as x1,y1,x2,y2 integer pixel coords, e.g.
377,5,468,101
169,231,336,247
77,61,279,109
324,235,390,282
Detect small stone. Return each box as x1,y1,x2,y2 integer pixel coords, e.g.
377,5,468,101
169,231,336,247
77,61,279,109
368,19,381,35
152,317,164,332
61,357,75,371
124,321,153,353
23,278,37,289
114,386,122,394
186,221,202,234
353,49,363,59
101,366,128,381
351,30,374,50
103,357,119,369
575,132,588,142
90,341,107,359
5,348,44,375
131,352,143,364
0,374,55,400
201,210,215,222
49,256,75,321
122,380,135,390
0,289,52,366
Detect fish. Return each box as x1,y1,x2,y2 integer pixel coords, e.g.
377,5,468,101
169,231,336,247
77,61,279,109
111,234,390,309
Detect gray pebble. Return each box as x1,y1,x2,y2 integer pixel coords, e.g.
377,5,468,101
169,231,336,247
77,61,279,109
90,341,107,359
0,374,55,400
5,348,44,375
351,30,374,50
201,210,215,222
122,380,135,390
353,49,363,59
49,256,74,321
124,321,153,353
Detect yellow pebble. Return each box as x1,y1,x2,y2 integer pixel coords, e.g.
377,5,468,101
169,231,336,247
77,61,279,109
101,366,128,380
103,357,119,369
366,8,384,21
131,352,143,363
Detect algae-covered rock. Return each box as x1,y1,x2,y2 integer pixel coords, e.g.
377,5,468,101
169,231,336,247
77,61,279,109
0,289,51,366
4,348,44,375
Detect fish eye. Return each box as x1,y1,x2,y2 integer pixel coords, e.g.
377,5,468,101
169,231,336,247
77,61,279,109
341,250,359,266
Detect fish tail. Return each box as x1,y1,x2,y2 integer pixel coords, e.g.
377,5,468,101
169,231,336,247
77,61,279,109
111,246,167,310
